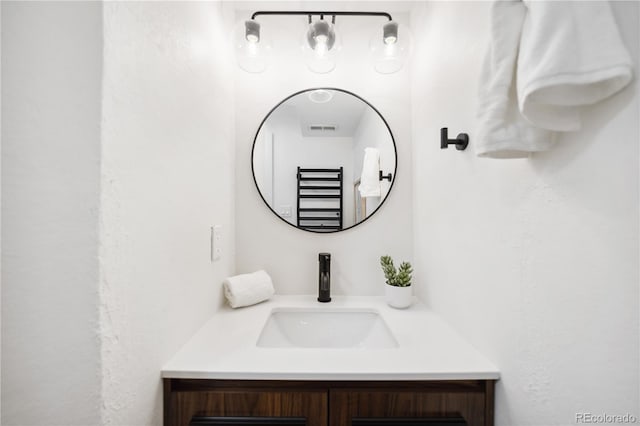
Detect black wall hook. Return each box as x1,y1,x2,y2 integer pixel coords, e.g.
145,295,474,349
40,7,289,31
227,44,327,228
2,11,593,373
440,128,469,151
379,170,392,181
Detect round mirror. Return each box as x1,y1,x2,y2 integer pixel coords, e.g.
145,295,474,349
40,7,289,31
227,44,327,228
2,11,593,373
251,88,397,233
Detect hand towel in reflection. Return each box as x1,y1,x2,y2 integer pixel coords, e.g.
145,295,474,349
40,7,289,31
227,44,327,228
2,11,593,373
358,147,381,197
223,270,275,308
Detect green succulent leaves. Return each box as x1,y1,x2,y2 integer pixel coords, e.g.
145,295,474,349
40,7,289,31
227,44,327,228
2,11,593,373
380,255,413,287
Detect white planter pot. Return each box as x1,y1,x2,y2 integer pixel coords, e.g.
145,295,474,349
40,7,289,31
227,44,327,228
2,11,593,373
384,284,412,309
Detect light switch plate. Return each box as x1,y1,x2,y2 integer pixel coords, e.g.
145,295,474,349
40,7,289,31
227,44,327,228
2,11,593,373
280,205,292,218
211,225,222,262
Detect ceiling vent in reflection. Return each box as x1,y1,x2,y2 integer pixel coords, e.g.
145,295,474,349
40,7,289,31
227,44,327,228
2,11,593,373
308,125,338,132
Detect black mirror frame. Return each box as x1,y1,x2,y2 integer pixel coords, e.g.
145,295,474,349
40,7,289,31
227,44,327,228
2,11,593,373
250,87,398,234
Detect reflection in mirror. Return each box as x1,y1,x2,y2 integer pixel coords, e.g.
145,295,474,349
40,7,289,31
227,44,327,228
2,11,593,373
252,88,397,233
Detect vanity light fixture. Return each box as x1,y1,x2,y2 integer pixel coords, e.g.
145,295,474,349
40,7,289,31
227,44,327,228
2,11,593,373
236,11,410,74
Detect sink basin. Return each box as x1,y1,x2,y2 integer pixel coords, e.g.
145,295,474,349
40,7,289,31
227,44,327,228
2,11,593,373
256,308,398,348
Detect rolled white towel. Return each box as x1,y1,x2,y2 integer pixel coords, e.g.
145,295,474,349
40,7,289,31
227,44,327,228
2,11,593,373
223,270,275,308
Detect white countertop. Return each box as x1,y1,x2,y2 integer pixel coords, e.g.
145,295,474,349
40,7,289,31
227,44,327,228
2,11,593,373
162,295,500,381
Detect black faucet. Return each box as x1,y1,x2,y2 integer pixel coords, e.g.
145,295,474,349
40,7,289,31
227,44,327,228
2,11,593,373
318,253,331,302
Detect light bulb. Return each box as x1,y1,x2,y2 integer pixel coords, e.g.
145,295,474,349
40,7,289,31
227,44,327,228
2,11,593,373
315,41,328,57
306,20,336,51
384,36,397,45
384,43,396,56
303,19,340,73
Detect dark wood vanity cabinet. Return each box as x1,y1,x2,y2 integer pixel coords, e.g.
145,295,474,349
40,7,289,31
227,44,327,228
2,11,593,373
164,379,495,426
164,380,327,426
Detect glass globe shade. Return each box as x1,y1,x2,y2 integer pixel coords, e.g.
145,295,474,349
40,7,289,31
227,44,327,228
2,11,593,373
235,19,271,73
369,21,412,74
303,20,341,74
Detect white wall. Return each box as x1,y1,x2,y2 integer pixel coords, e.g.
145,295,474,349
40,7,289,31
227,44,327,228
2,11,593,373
410,2,639,425
253,125,274,206
1,3,4,420
235,8,413,296
1,2,103,424
99,2,235,425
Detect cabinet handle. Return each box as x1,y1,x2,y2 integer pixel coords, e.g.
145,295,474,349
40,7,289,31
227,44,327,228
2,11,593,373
190,417,307,426
352,417,467,426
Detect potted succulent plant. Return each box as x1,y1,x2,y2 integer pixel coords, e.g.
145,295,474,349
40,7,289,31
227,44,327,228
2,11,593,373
380,255,413,309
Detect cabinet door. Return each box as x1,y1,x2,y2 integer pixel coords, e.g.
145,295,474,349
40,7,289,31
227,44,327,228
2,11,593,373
165,380,328,426
329,382,490,426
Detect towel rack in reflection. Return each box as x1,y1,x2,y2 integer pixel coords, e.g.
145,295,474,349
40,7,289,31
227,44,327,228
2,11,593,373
296,167,343,232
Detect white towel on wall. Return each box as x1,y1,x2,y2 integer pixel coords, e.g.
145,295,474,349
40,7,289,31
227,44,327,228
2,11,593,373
359,147,381,198
223,270,275,308
476,0,555,158
518,0,633,131
476,0,633,158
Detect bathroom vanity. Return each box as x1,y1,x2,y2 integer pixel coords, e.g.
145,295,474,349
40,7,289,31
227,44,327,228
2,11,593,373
162,296,499,426
164,378,494,426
